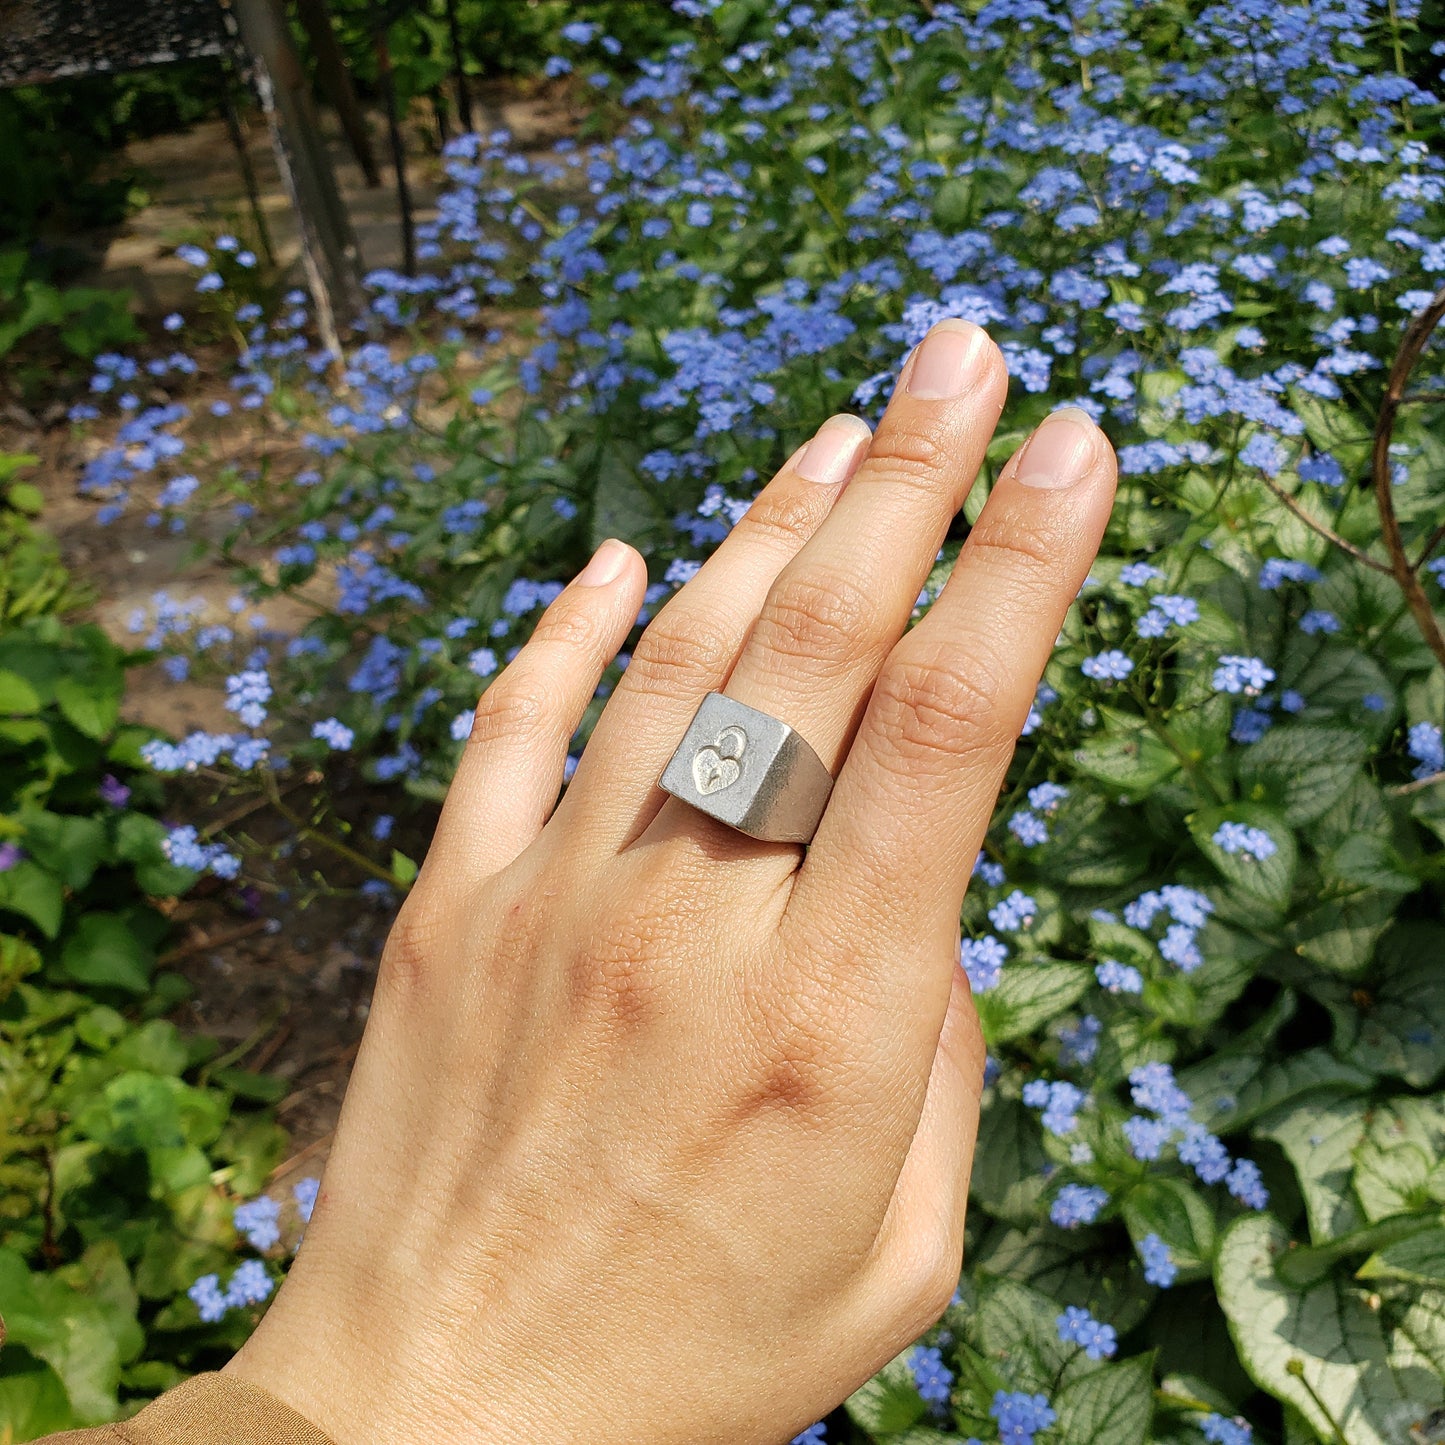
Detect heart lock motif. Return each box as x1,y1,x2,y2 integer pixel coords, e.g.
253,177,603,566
691,723,748,795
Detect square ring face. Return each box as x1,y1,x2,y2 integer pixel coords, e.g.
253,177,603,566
658,692,792,831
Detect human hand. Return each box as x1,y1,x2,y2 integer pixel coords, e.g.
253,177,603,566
226,320,1117,1444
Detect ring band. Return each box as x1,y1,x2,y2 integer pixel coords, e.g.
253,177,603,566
659,692,835,844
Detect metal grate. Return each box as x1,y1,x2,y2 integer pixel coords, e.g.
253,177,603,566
0,0,230,90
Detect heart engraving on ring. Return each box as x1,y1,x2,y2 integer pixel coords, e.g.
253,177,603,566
692,723,748,795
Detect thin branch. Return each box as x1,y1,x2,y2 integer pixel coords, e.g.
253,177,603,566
1388,770,1445,798
1255,471,1392,574
1401,389,1445,405
1413,517,1445,572
1373,283,1445,672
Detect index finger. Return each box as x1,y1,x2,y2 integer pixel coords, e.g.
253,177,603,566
786,406,1117,975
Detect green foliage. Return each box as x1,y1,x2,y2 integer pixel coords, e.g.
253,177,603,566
0,458,74,627
0,252,139,396
0,526,285,1436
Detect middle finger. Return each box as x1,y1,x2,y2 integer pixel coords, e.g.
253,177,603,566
642,319,1007,856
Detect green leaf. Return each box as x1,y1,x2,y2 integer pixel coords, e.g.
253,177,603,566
0,859,64,937
1353,1140,1433,1222
390,848,418,886
976,961,1092,1045
970,1096,1050,1225
1287,889,1396,975
1071,709,1181,793
20,809,107,891
59,913,155,994
7,479,44,514
52,667,122,740
1051,1354,1154,1445
1120,1178,1216,1281
1178,1046,1372,1134
590,445,669,551
844,1352,927,1435
0,1360,75,1438
1320,834,1416,894
1331,922,1445,1087
1256,1096,1368,1243
1216,1214,1443,1443
0,1248,124,1423
1234,724,1369,826
1274,1213,1439,1289
1188,804,1296,917
0,666,42,713
1360,1227,1445,1287
973,1278,1072,1394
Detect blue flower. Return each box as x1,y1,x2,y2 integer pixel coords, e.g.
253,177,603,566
1027,781,1068,813
1299,609,1340,634
1231,708,1272,744
1057,1305,1117,1360
960,935,1009,993
1212,655,1275,696
1226,1158,1269,1209
233,1195,281,1250
1119,562,1164,587
1201,1413,1253,1444
907,1344,953,1405
293,1177,320,1223
1050,1183,1108,1228
311,718,354,751
1258,556,1322,590
188,1273,228,1322
225,1258,274,1307
1212,822,1277,860
1095,959,1143,994
1023,1079,1086,1137
988,889,1037,931
1129,1062,1193,1124
1139,1232,1176,1287
990,1389,1056,1444
225,669,273,728
1081,649,1134,681
1407,721,1443,779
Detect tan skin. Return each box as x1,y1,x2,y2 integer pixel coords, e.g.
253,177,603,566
226,320,1118,1444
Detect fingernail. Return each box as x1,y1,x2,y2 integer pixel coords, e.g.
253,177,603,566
575,538,629,587
906,319,989,400
796,414,872,484
1016,407,1099,489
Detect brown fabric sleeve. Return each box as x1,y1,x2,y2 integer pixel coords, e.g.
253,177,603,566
37,1372,335,1445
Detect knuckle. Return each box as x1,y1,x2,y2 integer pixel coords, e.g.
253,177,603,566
567,908,670,1033
887,1226,964,1340
625,605,738,696
730,950,868,1126
528,596,603,653
734,1004,840,1125
871,646,1018,769
754,567,877,668
736,484,823,552
966,512,1062,577
862,423,955,496
377,890,449,1004
468,676,553,749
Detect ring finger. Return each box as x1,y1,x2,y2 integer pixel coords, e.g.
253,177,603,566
642,319,1008,858
554,412,873,852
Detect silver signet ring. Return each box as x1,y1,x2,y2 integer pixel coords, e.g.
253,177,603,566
658,692,835,845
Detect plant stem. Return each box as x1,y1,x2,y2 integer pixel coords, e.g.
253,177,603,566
1255,472,1391,574
261,776,401,887
1372,283,1445,671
